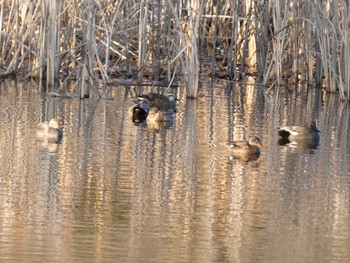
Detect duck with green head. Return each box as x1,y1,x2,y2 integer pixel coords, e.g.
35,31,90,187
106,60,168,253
278,121,320,148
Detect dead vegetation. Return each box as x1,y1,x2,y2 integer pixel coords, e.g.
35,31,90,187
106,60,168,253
0,0,349,100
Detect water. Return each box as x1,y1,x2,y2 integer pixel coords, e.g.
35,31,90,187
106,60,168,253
0,79,349,262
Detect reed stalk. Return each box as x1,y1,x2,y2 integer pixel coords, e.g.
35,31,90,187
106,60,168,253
79,0,96,99
0,1,3,54
48,0,63,90
271,0,286,86
255,1,269,80
337,1,350,100
185,0,202,98
38,1,47,91
246,0,257,69
164,0,205,98
228,0,239,79
138,0,149,83
94,0,112,87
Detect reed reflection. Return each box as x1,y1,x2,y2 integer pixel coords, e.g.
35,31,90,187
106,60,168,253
0,80,349,262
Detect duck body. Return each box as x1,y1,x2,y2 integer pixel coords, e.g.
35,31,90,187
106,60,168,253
228,136,263,160
147,107,174,123
134,93,177,112
278,121,320,145
131,92,177,124
36,119,63,143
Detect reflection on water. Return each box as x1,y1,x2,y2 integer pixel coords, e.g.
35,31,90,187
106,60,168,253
0,80,349,262
277,137,320,154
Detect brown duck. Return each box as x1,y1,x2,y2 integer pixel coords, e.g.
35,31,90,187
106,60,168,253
227,136,263,160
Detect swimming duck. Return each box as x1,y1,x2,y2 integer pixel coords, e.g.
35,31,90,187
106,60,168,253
227,136,263,160
36,119,63,143
278,121,320,141
134,92,177,112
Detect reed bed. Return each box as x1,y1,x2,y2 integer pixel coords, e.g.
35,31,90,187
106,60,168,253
0,0,349,101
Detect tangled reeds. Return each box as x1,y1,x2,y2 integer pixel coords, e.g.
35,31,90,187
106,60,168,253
0,0,349,101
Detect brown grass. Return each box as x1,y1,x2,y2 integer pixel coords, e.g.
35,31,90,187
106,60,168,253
0,0,349,101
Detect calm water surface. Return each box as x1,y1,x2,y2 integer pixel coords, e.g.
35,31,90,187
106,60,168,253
0,80,349,262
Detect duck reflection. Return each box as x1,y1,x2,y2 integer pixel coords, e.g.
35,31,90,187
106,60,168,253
36,119,63,153
147,108,175,133
278,137,319,152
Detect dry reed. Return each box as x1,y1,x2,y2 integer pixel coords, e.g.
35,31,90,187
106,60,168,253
0,0,349,101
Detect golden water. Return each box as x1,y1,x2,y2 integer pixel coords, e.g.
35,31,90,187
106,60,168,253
0,80,349,262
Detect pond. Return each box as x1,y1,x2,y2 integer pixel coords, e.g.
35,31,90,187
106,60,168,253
0,79,349,262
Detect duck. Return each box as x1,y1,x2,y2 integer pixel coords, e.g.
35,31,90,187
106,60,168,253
36,119,63,143
278,121,320,142
134,92,177,112
227,136,263,160
130,103,151,123
147,107,174,123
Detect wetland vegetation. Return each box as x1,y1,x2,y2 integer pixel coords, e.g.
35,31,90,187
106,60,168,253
1,1,350,260
0,0,349,100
